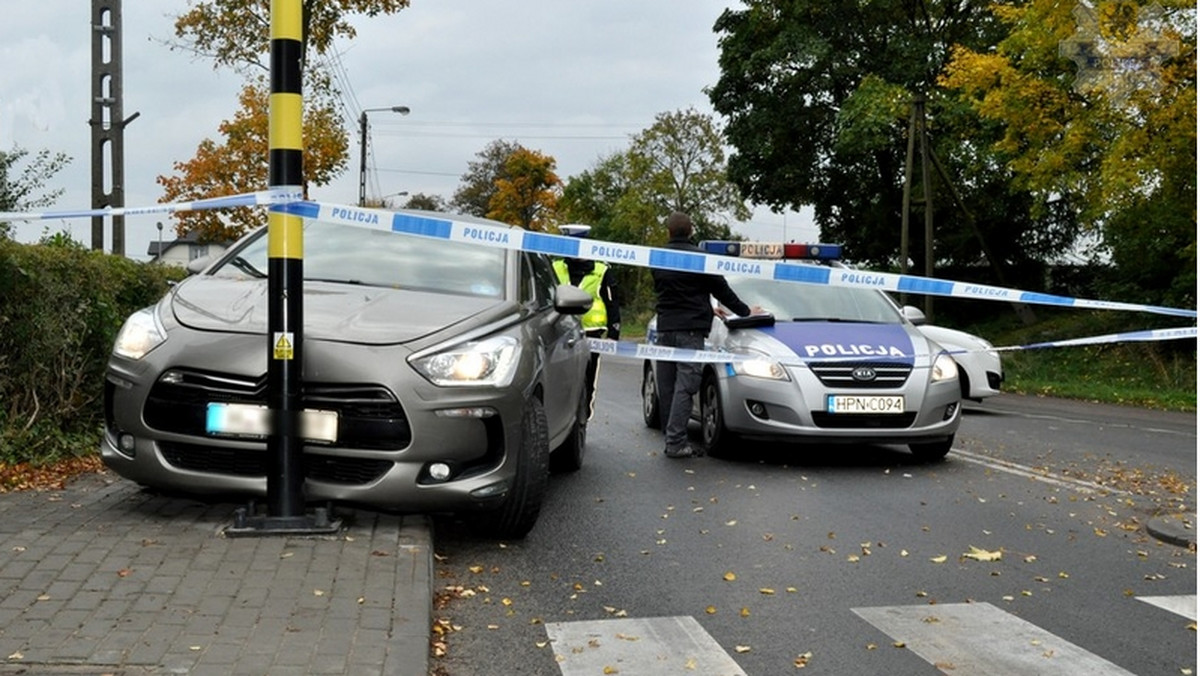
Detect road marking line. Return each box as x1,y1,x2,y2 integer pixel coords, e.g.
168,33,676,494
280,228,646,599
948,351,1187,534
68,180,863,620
544,616,746,676
853,602,1137,675
1138,595,1197,621
950,449,1132,496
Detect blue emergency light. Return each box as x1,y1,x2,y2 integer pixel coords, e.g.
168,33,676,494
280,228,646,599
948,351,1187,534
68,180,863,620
699,241,842,260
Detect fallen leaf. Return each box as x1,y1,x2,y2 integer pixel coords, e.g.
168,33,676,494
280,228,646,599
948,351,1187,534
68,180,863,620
735,645,751,653
794,651,812,668
705,605,717,614
723,571,737,581
740,607,750,617
963,546,1002,562
930,555,947,564
603,667,619,674
759,588,776,595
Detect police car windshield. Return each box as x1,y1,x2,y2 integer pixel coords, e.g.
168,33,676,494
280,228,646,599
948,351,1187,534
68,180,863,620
727,277,902,324
210,219,507,298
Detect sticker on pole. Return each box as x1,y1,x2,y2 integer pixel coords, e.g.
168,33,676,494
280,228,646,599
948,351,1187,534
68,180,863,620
273,332,294,360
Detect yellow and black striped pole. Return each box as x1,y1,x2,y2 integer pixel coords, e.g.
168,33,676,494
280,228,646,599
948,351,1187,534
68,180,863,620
266,0,306,521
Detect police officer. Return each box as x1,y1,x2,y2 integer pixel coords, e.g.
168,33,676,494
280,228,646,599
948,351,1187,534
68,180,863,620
554,224,621,419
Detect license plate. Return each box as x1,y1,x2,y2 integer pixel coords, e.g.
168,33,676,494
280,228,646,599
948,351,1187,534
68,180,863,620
826,395,905,414
206,403,339,442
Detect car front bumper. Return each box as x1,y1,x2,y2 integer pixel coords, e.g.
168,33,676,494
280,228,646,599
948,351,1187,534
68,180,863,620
713,361,961,445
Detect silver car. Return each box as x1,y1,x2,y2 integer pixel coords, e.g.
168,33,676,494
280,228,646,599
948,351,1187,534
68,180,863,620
913,318,1004,402
101,214,593,539
642,273,962,461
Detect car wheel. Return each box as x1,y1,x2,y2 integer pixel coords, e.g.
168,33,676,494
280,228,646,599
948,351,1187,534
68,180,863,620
550,385,587,473
909,436,954,462
699,372,735,457
642,362,661,430
473,399,551,539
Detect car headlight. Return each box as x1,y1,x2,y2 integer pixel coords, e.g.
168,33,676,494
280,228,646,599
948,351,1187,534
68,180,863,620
113,308,167,360
411,336,520,387
931,352,959,382
730,353,790,381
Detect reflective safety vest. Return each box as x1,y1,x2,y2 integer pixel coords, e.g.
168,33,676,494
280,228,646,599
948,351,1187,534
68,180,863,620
553,259,608,332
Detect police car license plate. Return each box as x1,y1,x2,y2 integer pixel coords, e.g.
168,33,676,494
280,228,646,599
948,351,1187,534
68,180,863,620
206,403,339,442
826,395,905,414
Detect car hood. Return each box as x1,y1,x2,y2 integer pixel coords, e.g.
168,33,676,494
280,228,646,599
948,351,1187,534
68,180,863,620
731,321,933,365
169,277,502,345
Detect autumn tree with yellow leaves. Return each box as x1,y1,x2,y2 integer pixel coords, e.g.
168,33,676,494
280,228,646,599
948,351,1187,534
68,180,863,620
939,0,1196,308
159,0,411,243
486,148,562,232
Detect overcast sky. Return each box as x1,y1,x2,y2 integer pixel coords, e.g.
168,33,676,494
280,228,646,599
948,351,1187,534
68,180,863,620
1,1,819,260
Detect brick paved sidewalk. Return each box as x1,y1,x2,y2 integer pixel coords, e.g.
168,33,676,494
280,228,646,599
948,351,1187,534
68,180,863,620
0,471,432,675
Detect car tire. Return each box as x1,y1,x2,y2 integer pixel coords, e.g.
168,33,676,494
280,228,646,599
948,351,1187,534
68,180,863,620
642,362,662,430
909,436,954,462
550,385,587,473
699,372,736,457
473,399,551,539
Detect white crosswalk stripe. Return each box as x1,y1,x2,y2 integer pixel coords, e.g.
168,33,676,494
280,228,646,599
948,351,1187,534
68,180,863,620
852,602,1137,675
1137,594,1197,621
545,616,747,676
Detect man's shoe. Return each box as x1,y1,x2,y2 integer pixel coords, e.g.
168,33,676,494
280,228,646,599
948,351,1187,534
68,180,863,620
664,443,704,459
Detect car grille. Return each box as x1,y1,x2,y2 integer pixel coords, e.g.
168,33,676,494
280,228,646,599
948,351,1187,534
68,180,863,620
807,361,912,389
810,412,918,429
143,369,411,450
158,442,393,485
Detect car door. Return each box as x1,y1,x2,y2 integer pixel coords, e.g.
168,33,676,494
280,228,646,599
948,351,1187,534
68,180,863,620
521,253,584,442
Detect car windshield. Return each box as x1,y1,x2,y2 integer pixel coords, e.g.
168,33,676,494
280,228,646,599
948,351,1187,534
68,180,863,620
210,219,508,298
727,275,902,324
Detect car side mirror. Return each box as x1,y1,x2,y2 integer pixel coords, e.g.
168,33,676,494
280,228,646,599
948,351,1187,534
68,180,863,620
554,284,593,316
902,306,926,325
186,255,213,275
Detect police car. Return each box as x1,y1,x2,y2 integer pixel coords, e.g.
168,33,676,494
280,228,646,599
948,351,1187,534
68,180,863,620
642,242,962,461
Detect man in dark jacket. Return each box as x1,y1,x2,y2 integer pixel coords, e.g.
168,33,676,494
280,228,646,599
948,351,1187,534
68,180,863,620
651,212,761,458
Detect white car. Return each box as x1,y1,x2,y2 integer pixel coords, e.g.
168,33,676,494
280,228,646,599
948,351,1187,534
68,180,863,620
909,313,1003,401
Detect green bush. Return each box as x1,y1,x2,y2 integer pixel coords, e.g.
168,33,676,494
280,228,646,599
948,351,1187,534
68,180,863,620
0,238,185,465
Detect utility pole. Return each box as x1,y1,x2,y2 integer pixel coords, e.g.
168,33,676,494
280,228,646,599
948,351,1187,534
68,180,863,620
90,0,138,256
900,96,1036,325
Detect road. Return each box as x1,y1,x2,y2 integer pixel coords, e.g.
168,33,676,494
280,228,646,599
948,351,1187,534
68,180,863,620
429,359,1196,676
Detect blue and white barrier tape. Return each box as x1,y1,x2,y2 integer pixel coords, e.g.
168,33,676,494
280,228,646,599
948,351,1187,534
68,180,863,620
0,188,302,222
587,325,1198,364
3,192,1195,322
278,201,1198,320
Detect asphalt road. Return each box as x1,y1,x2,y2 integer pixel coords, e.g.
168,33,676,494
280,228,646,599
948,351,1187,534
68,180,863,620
429,358,1196,675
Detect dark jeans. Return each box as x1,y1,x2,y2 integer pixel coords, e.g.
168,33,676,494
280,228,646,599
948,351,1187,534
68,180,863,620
655,329,707,450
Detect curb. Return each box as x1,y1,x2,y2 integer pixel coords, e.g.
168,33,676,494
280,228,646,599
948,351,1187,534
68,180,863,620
1146,511,1196,549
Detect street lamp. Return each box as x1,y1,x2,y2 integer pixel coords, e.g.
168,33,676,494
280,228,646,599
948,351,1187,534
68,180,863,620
358,105,410,206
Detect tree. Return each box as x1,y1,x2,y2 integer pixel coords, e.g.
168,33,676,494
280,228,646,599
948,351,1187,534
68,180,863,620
0,147,71,239
160,1,411,240
558,108,751,315
485,148,561,231
171,0,411,73
158,79,348,243
707,0,1073,281
940,0,1196,309
451,139,526,217
401,192,448,212
627,107,749,241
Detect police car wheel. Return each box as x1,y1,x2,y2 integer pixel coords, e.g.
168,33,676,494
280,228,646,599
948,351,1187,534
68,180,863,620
642,363,661,429
909,436,953,462
699,373,734,457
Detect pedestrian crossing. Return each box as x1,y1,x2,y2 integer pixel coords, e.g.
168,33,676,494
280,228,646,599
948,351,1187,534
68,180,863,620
543,596,1195,675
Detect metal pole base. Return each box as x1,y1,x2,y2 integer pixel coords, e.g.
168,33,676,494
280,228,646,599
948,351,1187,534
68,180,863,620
224,502,343,537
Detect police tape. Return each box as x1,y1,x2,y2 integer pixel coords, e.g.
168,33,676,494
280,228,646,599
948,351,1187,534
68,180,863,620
2,191,1196,323
587,325,1198,364
279,200,1198,320
0,188,302,222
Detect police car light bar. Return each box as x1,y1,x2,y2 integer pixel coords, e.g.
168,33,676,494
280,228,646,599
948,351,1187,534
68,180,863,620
699,241,842,260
